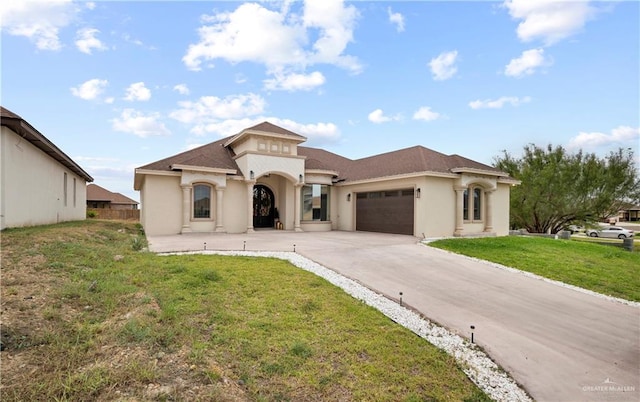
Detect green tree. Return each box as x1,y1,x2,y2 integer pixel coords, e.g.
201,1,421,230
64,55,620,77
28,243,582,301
494,144,640,233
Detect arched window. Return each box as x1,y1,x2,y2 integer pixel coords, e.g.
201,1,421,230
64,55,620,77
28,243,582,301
463,186,483,222
463,189,469,221
193,184,212,219
473,187,482,221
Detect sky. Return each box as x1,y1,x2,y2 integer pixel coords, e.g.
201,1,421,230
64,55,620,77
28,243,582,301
2,0,639,202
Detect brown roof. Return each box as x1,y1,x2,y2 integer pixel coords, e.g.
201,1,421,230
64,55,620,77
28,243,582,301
1,106,94,182
136,122,508,182
245,121,307,140
87,184,138,205
137,136,238,172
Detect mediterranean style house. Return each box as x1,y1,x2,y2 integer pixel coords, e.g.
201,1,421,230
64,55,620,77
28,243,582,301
134,122,518,237
1,106,93,230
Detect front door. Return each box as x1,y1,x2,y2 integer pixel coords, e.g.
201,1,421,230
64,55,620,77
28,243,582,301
253,185,275,228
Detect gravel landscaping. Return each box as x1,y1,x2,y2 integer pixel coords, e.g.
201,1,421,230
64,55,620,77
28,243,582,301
163,250,532,402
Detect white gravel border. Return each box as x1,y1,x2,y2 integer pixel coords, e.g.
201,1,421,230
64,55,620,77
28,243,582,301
421,240,640,308
161,250,532,402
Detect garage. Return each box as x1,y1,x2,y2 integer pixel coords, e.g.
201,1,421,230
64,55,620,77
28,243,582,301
355,189,414,235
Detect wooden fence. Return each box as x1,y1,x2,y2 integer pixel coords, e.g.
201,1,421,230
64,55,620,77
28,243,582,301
87,208,140,221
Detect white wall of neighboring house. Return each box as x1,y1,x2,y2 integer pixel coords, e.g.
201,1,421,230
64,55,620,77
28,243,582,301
1,127,87,230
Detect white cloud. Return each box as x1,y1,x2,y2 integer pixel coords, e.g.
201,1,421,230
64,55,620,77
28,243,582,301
503,0,597,46
567,126,640,151
264,71,326,91
429,50,458,81
368,109,400,124
413,106,441,122
170,93,266,134
272,118,340,142
124,82,151,102
183,3,306,71
112,109,170,138
75,27,107,54
469,96,532,109
85,2,96,11
301,0,360,71
190,117,340,143
70,78,108,100
122,33,144,47
504,48,551,77
0,0,78,50
182,0,360,86
173,84,190,95
388,7,405,32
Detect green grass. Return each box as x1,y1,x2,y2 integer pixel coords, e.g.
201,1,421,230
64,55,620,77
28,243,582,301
1,220,490,401
429,236,640,302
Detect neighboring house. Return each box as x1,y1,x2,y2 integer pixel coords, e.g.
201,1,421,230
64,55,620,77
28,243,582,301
134,122,519,237
1,106,93,230
618,203,640,222
87,183,139,210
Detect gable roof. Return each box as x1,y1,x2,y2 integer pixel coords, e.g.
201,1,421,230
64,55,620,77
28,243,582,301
224,121,307,148
135,122,510,184
87,184,138,205
137,136,238,172
1,106,94,182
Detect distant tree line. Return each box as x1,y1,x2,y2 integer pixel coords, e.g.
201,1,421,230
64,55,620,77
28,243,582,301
494,144,640,234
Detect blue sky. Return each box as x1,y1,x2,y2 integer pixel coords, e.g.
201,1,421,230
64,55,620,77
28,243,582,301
2,0,638,202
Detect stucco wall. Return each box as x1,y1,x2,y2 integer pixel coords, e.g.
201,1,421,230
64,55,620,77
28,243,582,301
1,127,87,229
492,183,512,236
417,176,457,238
139,174,182,235
223,179,249,233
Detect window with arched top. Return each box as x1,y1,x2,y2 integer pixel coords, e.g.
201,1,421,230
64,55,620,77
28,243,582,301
463,186,483,222
473,187,482,221
193,184,212,219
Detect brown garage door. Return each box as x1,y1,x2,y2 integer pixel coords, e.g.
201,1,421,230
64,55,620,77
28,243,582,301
356,189,414,235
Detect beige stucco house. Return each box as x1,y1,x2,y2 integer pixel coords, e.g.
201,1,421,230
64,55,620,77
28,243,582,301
134,122,518,238
1,107,94,230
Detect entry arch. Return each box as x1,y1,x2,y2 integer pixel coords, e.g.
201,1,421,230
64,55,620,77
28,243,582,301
253,184,275,228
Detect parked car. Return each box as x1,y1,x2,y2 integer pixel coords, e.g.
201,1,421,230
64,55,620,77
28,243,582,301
586,226,635,239
563,225,584,234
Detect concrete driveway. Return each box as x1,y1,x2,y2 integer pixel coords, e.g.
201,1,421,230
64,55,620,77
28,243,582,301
148,230,640,402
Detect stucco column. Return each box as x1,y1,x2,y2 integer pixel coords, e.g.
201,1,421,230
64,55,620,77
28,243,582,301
181,184,192,233
246,181,255,233
215,187,225,233
484,190,494,233
294,183,303,232
454,186,465,236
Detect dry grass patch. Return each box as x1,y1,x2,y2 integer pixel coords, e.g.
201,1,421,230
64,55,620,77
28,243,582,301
1,220,489,401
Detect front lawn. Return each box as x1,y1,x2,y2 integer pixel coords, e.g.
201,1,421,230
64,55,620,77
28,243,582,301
1,220,489,401
429,236,640,302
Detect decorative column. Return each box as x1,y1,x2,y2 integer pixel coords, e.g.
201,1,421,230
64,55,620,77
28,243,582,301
181,184,192,233
246,181,255,233
484,190,494,233
215,187,225,232
454,186,465,236
294,183,303,232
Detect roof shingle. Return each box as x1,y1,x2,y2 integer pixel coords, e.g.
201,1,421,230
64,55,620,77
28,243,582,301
136,123,508,182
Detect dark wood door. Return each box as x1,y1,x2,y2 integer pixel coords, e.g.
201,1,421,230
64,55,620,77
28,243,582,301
356,189,414,235
253,185,275,228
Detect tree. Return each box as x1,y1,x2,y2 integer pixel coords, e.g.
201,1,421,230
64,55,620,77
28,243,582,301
494,144,640,234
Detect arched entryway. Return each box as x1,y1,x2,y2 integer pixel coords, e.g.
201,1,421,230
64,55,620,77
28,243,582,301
253,185,275,228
